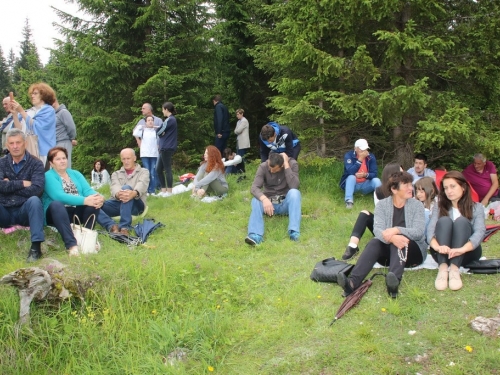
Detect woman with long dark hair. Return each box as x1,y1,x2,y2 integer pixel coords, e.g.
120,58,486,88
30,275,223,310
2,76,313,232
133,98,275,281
192,145,228,198
427,171,485,291
91,159,110,189
156,102,178,197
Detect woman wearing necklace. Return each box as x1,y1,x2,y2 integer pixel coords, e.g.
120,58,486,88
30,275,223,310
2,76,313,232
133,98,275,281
337,171,427,298
427,171,485,291
9,82,56,166
42,147,104,256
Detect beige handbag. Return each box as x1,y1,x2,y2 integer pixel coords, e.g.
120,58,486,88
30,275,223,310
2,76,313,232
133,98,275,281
71,215,99,254
25,127,40,159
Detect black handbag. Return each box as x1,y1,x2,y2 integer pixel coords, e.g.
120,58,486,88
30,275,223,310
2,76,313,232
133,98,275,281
465,259,500,274
310,257,354,283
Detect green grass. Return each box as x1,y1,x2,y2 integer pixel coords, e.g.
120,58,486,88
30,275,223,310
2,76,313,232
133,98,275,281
1,161,500,374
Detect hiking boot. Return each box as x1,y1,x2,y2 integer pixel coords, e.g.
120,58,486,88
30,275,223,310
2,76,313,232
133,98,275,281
120,228,129,236
345,201,354,209
449,269,463,291
386,272,399,298
289,230,300,242
337,272,353,297
245,233,263,246
26,248,42,263
109,225,119,233
342,245,359,260
435,269,448,291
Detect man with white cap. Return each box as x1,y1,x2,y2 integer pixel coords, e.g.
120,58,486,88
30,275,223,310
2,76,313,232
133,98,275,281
339,139,382,209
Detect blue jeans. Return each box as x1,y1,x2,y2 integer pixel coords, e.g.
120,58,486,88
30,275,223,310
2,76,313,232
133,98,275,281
141,157,158,193
344,175,382,203
247,189,301,237
214,131,230,156
0,196,45,242
96,185,145,230
236,148,248,172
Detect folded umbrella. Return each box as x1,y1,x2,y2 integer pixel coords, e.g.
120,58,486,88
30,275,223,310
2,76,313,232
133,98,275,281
98,231,142,246
482,224,500,242
133,219,165,244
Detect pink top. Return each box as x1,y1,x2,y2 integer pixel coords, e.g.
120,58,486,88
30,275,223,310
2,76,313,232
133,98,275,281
462,161,498,201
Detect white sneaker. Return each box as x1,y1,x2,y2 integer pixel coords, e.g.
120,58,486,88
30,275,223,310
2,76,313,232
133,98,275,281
161,192,173,197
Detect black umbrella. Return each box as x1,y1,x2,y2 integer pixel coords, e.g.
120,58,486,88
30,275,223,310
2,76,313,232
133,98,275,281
98,231,142,246
133,219,165,243
483,224,500,242
330,272,385,325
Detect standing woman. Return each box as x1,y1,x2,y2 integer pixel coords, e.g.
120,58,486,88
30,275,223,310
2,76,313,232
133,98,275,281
192,146,228,198
133,115,159,195
156,102,178,197
234,108,250,172
337,172,426,298
10,82,56,166
43,147,104,256
427,171,485,291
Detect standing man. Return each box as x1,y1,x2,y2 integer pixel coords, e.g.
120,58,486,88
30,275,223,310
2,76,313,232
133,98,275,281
245,152,301,245
132,103,163,190
212,95,230,155
259,122,300,162
1,96,26,150
234,108,250,172
96,148,149,236
407,153,435,184
0,129,45,261
53,99,77,168
462,153,499,206
339,139,382,209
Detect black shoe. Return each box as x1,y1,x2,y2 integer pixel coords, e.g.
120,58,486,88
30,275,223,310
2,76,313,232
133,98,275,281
342,245,359,260
337,272,353,297
386,272,399,298
26,248,42,263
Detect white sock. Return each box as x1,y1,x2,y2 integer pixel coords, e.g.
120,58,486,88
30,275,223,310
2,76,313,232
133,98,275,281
348,242,358,248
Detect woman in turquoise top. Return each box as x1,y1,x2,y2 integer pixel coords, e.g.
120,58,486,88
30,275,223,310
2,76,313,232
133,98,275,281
43,147,104,256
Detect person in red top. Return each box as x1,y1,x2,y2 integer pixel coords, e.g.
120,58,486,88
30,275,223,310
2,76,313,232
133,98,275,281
462,154,499,206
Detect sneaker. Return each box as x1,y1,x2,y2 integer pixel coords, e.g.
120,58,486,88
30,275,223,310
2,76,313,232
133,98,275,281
337,272,353,297
385,272,399,298
161,192,173,197
341,245,359,260
435,269,448,291
245,233,263,246
345,201,354,209
289,230,300,242
449,269,463,291
26,248,42,263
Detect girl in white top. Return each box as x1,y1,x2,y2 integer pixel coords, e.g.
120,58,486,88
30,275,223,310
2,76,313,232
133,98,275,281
133,115,159,194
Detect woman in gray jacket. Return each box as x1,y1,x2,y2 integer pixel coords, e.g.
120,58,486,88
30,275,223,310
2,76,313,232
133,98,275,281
427,171,485,291
338,171,426,298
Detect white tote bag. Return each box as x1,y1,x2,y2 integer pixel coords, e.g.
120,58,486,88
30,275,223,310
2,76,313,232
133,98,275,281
71,215,99,254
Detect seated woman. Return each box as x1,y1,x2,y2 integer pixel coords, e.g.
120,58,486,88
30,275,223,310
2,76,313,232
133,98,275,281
223,147,243,174
192,146,229,198
338,171,426,298
43,147,104,256
91,159,111,189
427,171,485,291
342,162,403,260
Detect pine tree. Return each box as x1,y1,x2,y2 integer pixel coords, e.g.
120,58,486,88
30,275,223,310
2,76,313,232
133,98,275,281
0,46,12,103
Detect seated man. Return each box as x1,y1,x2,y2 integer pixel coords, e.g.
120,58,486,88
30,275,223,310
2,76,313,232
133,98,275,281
407,153,436,184
0,129,45,261
97,148,149,235
259,122,300,162
339,139,382,209
462,153,499,206
245,152,301,245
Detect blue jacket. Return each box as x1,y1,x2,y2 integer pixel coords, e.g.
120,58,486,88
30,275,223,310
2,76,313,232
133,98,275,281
27,104,56,156
42,168,97,216
0,151,45,207
213,102,230,134
157,115,178,151
339,150,379,189
259,122,299,162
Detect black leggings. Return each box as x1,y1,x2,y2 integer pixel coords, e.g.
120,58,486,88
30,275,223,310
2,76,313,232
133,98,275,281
157,149,175,189
430,216,482,267
350,211,374,239
348,237,423,289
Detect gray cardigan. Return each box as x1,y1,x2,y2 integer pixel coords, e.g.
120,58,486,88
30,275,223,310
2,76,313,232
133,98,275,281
426,202,485,249
373,196,427,259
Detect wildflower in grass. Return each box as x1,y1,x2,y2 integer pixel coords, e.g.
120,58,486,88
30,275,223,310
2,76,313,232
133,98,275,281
216,305,221,309
465,345,473,353
208,365,214,372
381,308,386,312
317,295,321,299
200,232,203,235
103,308,110,316
151,309,158,315
71,310,78,317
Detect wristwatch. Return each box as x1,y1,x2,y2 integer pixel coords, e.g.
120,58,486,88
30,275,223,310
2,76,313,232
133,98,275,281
134,190,140,199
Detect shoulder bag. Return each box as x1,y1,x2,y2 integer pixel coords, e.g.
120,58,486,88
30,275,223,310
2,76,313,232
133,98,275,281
310,257,354,283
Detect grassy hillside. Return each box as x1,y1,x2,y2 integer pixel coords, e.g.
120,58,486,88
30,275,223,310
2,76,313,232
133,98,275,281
0,161,499,374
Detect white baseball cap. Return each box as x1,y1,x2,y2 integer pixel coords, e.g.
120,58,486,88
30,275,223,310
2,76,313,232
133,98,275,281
354,139,370,151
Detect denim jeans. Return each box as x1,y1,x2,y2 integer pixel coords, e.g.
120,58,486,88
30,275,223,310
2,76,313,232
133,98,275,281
344,175,381,203
96,185,145,230
0,196,44,242
214,131,230,156
247,189,301,237
141,157,157,193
